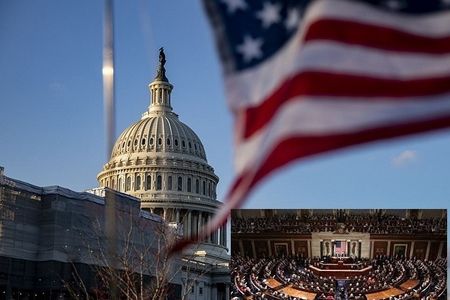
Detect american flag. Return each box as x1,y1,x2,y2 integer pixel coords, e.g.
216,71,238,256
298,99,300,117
334,241,347,256
171,0,450,252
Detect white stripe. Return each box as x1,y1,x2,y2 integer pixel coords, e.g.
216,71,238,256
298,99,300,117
234,94,450,174
226,0,450,111
299,42,450,80
308,0,450,38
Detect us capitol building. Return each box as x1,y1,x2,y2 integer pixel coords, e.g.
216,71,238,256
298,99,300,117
0,50,230,299
97,49,227,249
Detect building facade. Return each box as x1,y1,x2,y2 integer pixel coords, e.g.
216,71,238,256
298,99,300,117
0,50,230,299
96,49,230,299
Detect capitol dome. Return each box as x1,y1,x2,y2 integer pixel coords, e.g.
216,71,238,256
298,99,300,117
97,50,226,248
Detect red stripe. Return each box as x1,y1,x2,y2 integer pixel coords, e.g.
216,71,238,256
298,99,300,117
305,19,450,54
243,71,450,138
169,115,450,255
247,115,450,192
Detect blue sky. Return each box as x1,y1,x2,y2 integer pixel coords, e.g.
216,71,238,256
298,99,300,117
1,0,450,212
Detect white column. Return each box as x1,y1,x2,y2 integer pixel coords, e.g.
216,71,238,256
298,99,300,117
425,241,431,260
251,240,256,258
187,211,192,237
207,214,212,242
223,225,227,247
291,240,295,256
239,240,244,255
410,241,415,259
437,241,444,258
198,212,202,237
387,241,391,256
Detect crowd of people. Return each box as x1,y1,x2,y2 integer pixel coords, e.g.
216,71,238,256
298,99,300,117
231,254,447,300
232,213,446,235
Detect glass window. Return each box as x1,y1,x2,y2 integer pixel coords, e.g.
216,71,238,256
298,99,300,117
135,175,141,190
125,176,131,191
196,179,199,193
187,178,192,192
177,176,183,191
156,175,162,190
146,175,151,190
202,181,206,195
168,176,172,190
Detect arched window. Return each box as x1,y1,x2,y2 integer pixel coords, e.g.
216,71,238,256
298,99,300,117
146,175,151,190
208,181,211,196
156,175,162,190
202,181,206,195
158,138,162,145
196,179,199,194
118,178,122,191
135,175,141,190
167,138,171,145
126,176,131,191
150,138,154,145
177,176,183,191
187,178,192,192
111,179,115,189
168,176,172,190
175,139,178,146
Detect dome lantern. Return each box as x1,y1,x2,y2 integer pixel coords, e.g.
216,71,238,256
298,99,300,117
146,47,173,115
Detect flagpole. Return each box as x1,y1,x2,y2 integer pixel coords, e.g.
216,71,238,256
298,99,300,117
103,0,117,298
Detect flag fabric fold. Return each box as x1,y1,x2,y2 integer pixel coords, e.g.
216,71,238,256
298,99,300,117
170,0,450,253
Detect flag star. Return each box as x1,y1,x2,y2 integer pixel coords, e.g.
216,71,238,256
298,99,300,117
237,35,263,62
383,0,406,11
256,2,281,28
221,0,247,14
285,8,301,31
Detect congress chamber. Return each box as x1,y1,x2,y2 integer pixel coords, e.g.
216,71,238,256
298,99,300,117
231,209,447,300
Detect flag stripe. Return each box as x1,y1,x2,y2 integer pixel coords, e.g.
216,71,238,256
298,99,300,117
236,94,450,173
298,42,450,80
226,27,450,111
306,0,450,38
244,115,450,197
171,113,450,255
305,19,450,54
242,72,450,139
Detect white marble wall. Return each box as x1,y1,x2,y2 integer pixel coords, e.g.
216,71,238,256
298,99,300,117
311,232,370,258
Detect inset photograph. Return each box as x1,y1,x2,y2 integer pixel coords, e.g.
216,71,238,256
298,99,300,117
231,209,447,300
